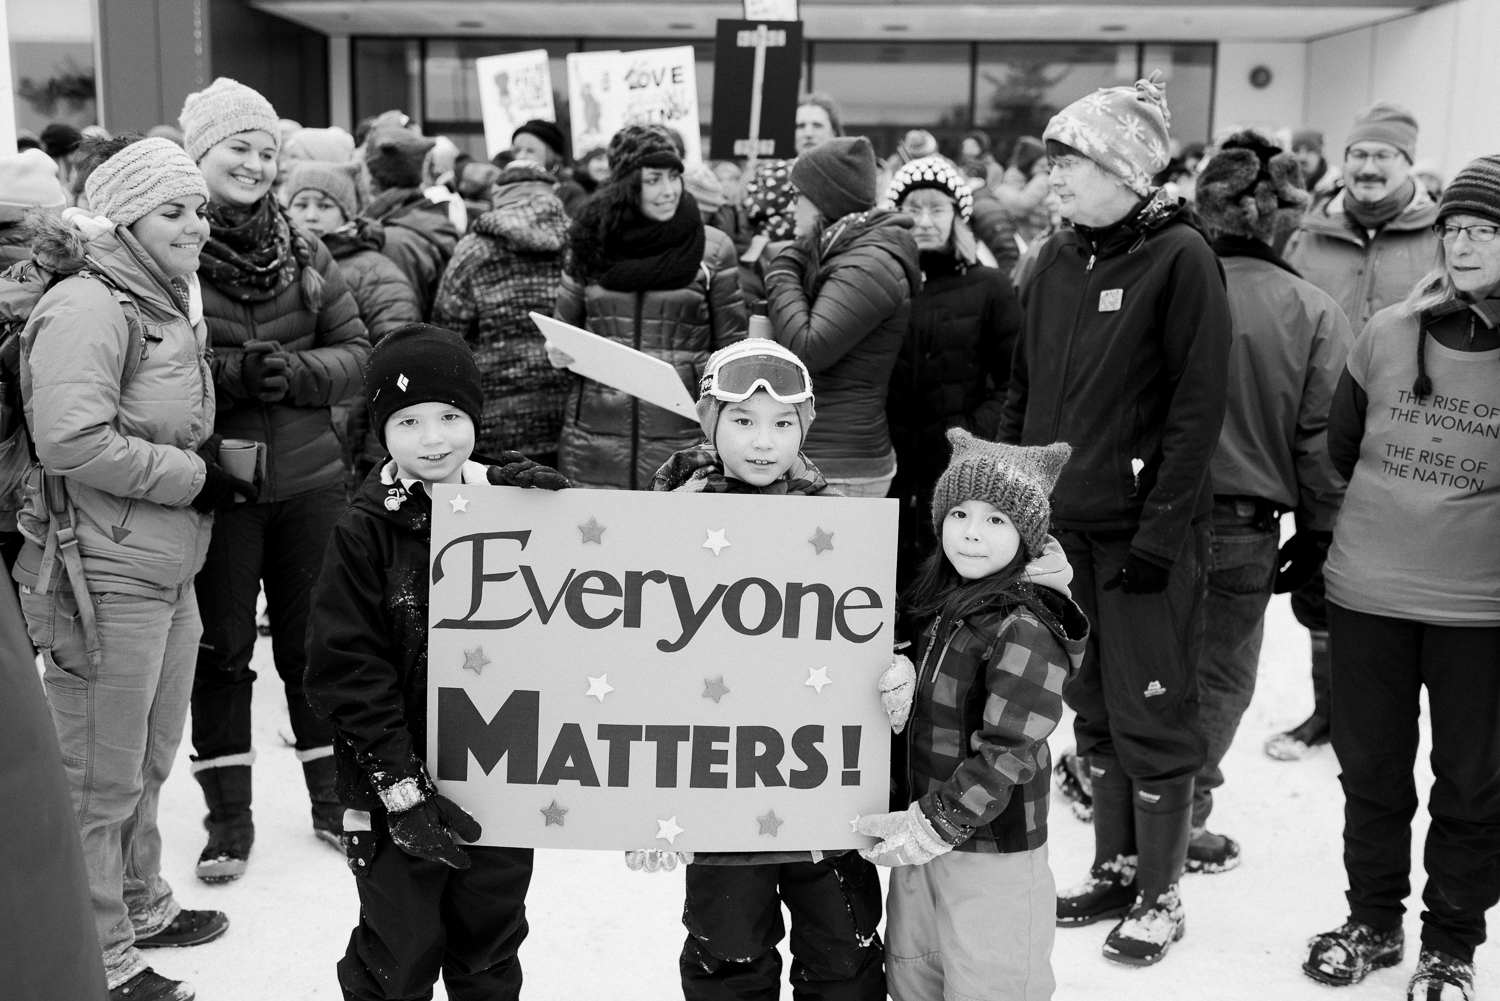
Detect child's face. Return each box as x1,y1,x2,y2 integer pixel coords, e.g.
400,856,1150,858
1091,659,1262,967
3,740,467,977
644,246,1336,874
941,499,1022,580
715,390,801,488
384,402,475,486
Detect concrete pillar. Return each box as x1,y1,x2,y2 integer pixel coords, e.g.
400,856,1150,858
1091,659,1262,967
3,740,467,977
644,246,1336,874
0,0,16,154
94,0,210,133
328,34,351,130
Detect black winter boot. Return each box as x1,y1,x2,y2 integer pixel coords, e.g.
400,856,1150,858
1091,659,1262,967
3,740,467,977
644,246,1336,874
1407,948,1475,1000
1266,630,1332,760
1304,920,1404,986
1103,776,1193,966
1058,756,1137,927
110,969,195,1000
301,753,344,850
193,764,253,883
1054,748,1093,822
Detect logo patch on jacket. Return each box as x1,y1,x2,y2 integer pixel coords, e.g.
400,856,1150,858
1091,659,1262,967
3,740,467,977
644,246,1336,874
1143,679,1166,698
110,526,131,544
1099,289,1123,312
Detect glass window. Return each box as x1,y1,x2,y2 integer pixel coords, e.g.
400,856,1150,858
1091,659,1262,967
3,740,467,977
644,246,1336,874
1142,44,1215,149
809,42,971,156
423,38,576,134
975,43,1136,165
353,37,419,128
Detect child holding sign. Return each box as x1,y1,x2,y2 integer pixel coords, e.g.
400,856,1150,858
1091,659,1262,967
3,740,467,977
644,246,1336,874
647,339,887,1001
304,324,567,1001
859,430,1085,999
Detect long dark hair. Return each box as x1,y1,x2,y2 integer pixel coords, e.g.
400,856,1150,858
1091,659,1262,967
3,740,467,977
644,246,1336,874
902,544,1030,624
565,167,643,282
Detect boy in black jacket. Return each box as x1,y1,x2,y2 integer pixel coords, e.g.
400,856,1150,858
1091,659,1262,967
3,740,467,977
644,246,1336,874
998,74,1230,967
304,324,567,1001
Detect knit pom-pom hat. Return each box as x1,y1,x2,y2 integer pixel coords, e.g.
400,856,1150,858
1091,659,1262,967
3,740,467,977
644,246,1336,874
1196,131,1308,242
883,155,974,223
931,429,1071,560
85,137,209,228
366,324,484,445
179,77,280,163
696,339,816,448
1044,72,1172,196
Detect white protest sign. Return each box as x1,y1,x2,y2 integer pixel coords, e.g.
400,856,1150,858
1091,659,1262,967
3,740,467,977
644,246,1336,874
744,0,799,20
567,47,703,164
530,312,698,420
475,50,556,160
427,486,897,851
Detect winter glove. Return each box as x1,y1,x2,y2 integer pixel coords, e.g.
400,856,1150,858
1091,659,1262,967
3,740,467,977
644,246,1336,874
1273,530,1333,594
880,654,916,734
487,452,570,490
856,802,954,868
1103,553,1171,595
190,438,256,513
624,849,694,872
242,340,290,403
386,793,483,870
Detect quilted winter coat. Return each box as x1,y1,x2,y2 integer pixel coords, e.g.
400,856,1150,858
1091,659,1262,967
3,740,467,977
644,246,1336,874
370,188,461,319
553,226,747,490
201,229,370,503
322,219,421,342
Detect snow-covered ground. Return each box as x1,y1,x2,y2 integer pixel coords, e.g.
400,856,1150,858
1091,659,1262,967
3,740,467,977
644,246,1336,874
144,591,1497,1000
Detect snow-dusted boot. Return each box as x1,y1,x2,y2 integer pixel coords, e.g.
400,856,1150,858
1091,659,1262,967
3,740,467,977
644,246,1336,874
193,764,253,883
1058,755,1136,926
301,753,344,850
1054,749,1093,822
1407,948,1475,1000
135,909,229,949
1186,826,1241,873
1103,885,1186,966
110,969,195,1000
1303,920,1405,986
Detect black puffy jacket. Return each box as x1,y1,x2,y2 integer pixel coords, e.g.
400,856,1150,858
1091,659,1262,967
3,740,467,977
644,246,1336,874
888,252,1021,496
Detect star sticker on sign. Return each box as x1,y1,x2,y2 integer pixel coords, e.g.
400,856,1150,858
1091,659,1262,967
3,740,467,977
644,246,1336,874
586,674,614,702
702,676,731,703
449,494,469,513
757,810,784,837
578,517,605,544
702,528,731,556
462,647,490,674
809,527,834,555
541,800,568,827
656,816,684,845
805,666,832,693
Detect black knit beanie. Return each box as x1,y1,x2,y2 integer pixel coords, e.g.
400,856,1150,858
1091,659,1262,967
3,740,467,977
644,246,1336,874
1437,155,1500,226
366,324,483,445
513,119,569,160
607,124,683,181
790,136,877,222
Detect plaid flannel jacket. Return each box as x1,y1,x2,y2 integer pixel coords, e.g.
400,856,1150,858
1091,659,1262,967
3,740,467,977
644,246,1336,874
901,587,1088,853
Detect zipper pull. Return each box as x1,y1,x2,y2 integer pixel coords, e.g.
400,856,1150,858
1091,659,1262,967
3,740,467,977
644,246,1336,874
1086,254,1096,272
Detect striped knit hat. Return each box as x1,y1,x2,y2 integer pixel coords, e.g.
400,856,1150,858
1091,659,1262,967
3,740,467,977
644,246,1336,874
85,137,209,228
1044,72,1172,196
179,77,280,162
1436,156,1500,226
931,429,1071,560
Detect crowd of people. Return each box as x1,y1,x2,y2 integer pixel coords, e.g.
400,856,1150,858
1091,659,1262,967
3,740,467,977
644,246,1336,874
1,66,1495,1001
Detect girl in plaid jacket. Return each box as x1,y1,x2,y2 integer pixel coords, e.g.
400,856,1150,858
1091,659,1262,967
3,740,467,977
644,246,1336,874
857,429,1087,1000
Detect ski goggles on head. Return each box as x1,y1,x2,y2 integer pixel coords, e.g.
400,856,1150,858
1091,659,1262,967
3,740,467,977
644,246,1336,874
703,351,813,404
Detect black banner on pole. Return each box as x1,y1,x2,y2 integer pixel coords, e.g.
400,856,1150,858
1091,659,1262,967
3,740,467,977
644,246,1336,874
709,19,803,161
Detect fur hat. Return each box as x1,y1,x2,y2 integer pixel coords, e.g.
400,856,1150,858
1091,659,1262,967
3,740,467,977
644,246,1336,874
281,159,361,223
607,124,683,181
179,77,280,162
931,429,1071,560
1044,72,1172,196
1347,102,1418,163
365,126,437,190
366,324,484,445
790,136,877,222
696,340,815,448
883,155,974,223
1196,131,1308,242
283,127,356,164
85,137,209,228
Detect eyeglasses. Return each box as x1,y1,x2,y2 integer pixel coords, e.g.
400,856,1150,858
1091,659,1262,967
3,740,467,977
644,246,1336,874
1437,223,1500,244
703,352,813,404
1346,149,1401,166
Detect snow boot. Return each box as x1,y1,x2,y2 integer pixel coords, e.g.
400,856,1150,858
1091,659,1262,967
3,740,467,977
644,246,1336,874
1303,920,1405,986
1266,630,1332,760
110,969,195,1000
301,753,344,850
1186,826,1241,873
1407,948,1475,1000
1054,748,1093,822
136,909,230,949
1058,755,1137,926
1102,775,1192,966
193,763,253,883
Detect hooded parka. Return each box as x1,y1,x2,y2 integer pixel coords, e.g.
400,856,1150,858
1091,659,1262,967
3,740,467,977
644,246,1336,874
321,219,421,341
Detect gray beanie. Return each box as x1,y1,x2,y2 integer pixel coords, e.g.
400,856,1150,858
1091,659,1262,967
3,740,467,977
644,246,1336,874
930,429,1071,559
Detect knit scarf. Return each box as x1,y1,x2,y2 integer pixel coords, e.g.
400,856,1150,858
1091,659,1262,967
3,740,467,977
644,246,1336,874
201,196,297,303
650,446,832,495
1343,177,1416,235
598,194,706,292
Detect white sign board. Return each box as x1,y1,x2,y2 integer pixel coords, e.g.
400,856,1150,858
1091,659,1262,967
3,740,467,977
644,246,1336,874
567,47,703,164
744,0,799,20
531,313,699,420
475,50,556,161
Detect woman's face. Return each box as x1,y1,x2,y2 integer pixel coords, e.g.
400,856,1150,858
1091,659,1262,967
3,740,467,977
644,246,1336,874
199,130,278,207
586,155,612,185
128,194,209,280
1049,151,1136,228
961,137,982,161
511,132,554,168
1442,213,1500,299
793,195,822,239
285,189,346,237
902,188,956,252
639,167,682,223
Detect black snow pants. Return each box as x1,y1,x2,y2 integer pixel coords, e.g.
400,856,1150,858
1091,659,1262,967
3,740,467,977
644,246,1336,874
681,854,885,1001
339,814,533,1001
1329,603,1500,962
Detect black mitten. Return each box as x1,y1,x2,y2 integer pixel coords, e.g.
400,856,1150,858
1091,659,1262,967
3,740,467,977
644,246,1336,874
1273,530,1333,594
190,460,256,513
386,794,484,870
487,452,570,490
1103,553,1171,595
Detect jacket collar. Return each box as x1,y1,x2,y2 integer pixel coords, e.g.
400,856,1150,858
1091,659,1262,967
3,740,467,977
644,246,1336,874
1211,234,1302,278
1302,183,1439,244
1073,188,1182,259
